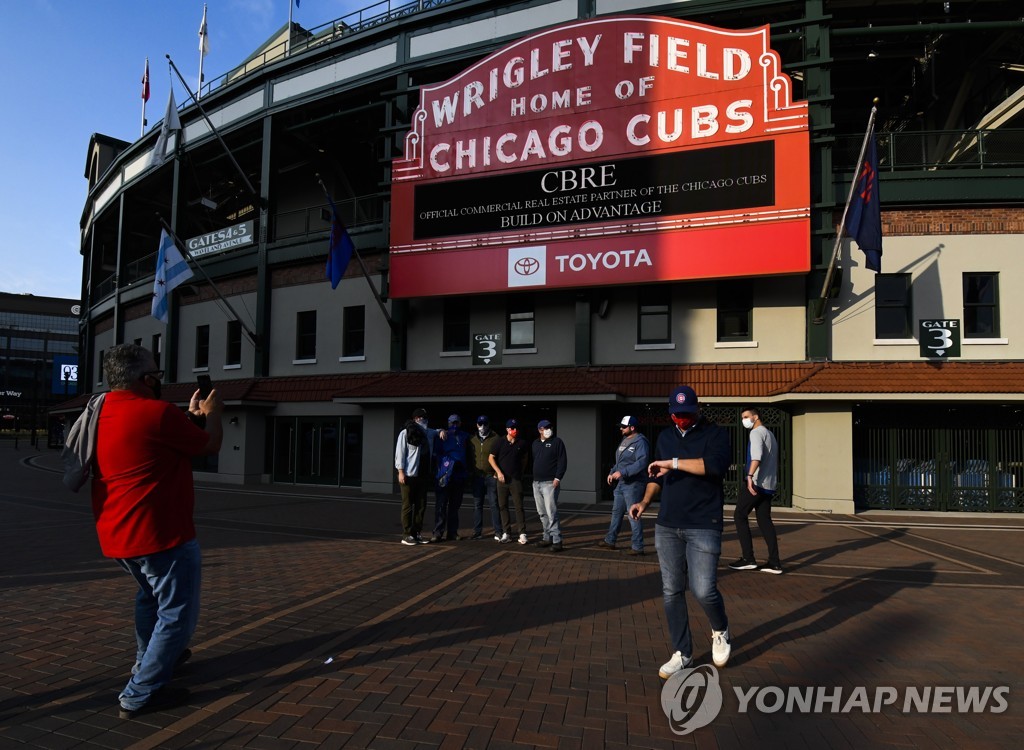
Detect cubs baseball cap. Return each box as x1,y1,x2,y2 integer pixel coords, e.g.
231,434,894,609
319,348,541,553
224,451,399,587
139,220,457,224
476,415,489,425
619,416,638,427
447,413,461,424
412,408,427,419
506,419,518,429
537,419,552,429
668,385,699,414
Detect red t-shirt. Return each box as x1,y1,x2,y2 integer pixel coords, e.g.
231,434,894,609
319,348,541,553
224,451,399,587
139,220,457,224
91,391,211,558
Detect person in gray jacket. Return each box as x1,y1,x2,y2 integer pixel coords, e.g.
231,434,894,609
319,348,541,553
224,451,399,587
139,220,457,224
597,416,650,554
729,406,782,574
395,408,439,546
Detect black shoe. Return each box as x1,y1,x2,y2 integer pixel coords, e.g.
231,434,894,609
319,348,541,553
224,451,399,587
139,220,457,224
537,539,552,548
760,562,783,575
470,533,483,540
728,558,758,571
551,542,564,553
118,686,191,720
430,535,443,543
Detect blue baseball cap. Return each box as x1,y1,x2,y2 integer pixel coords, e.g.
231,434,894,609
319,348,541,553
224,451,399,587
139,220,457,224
506,419,518,429
476,415,489,425
537,419,552,429
668,386,699,414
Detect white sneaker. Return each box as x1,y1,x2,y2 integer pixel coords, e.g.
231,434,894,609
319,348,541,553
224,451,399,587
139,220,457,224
494,535,501,541
659,651,692,679
518,534,528,545
499,533,510,543
712,628,731,667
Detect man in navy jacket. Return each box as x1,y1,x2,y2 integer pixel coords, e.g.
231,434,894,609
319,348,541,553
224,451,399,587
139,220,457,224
629,385,732,678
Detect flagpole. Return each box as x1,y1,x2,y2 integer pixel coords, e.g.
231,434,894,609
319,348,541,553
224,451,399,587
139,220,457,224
287,0,293,57
812,100,878,324
165,55,262,206
198,5,208,100
156,214,260,345
316,174,396,330
141,58,149,137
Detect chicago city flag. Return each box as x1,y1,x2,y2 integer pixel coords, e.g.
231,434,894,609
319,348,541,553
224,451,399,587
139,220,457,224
152,230,194,323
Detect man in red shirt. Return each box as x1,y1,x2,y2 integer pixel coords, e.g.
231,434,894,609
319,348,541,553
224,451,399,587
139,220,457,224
92,344,223,719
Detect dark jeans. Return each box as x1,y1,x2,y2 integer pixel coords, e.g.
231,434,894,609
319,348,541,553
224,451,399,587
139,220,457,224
655,525,728,658
472,475,500,535
734,486,780,564
497,478,527,535
400,473,428,536
433,477,465,539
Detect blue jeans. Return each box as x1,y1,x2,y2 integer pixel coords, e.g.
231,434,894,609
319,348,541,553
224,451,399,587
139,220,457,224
605,481,645,550
654,525,728,659
532,480,562,543
472,475,500,536
116,538,201,710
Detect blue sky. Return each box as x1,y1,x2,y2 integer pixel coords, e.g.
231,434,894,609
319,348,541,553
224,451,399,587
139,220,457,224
0,0,365,301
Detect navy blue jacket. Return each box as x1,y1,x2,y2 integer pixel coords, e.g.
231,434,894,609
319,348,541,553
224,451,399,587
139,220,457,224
531,435,567,482
653,417,731,530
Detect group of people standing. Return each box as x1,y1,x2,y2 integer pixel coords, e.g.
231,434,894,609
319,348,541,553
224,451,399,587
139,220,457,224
394,410,568,551
393,390,782,679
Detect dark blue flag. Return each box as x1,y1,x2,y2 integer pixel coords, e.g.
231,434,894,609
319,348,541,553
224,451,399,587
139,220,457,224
844,125,882,272
325,196,354,289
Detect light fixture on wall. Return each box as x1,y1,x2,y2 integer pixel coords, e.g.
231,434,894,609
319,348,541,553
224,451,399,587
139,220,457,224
229,416,238,425
867,49,878,59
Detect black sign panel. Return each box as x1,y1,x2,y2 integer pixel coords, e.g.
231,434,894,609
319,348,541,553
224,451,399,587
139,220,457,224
413,141,775,241
473,333,503,366
919,320,961,358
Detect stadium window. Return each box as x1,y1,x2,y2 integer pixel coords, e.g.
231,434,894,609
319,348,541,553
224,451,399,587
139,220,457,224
638,286,671,344
442,298,469,352
717,280,753,342
342,305,365,357
875,273,913,339
195,325,210,369
295,310,317,360
963,272,999,338
507,296,535,349
226,321,242,366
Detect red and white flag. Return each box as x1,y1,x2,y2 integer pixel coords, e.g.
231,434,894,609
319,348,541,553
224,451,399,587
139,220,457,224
141,58,150,102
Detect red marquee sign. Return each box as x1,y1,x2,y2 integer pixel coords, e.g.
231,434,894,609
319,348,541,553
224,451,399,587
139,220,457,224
390,15,809,298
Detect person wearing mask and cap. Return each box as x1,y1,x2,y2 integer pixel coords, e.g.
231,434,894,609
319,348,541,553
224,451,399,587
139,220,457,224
531,419,567,552
395,408,441,546
430,414,469,543
468,415,504,541
489,418,530,544
629,385,732,677
597,416,650,555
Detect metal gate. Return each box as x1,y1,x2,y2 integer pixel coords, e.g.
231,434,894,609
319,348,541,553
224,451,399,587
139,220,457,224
854,405,1024,511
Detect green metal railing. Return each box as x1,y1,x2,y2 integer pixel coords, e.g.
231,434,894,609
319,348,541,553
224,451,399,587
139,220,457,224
854,407,1024,512
834,129,1024,171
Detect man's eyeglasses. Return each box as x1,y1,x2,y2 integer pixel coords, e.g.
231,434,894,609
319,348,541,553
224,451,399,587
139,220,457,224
142,370,164,380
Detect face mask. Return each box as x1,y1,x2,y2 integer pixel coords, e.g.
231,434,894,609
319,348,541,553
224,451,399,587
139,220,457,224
541,429,553,440
671,413,697,431
416,417,428,428
477,425,489,436
742,417,754,430
508,429,517,439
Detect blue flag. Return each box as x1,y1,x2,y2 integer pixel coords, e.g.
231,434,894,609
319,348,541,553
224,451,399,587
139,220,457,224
325,196,354,289
844,124,882,272
152,230,195,323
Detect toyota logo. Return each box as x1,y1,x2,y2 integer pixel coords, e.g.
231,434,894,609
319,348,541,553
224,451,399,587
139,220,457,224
514,257,540,276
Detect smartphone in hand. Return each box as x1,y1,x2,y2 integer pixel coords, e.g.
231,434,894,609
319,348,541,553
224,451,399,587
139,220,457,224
197,374,213,400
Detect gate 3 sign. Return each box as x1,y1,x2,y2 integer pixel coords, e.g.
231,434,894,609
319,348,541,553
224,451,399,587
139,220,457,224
919,320,961,359
389,15,810,297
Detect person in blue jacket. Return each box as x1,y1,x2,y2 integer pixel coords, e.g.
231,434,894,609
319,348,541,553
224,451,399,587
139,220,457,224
430,414,469,542
597,415,650,554
629,385,732,679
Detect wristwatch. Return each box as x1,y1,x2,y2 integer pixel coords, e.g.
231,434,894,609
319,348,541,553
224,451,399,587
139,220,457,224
672,457,678,470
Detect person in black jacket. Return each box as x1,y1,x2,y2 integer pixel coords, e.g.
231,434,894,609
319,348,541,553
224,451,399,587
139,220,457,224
629,385,732,678
531,419,567,552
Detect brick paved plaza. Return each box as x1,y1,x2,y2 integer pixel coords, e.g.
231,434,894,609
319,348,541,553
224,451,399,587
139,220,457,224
0,442,1021,749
